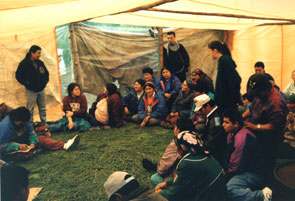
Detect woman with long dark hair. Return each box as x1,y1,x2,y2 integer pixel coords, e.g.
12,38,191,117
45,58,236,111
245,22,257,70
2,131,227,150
89,83,123,129
191,68,214,95
208,41,241,112
47,83,90,133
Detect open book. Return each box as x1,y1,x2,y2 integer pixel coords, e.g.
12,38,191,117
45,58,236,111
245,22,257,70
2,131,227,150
7,143,34,154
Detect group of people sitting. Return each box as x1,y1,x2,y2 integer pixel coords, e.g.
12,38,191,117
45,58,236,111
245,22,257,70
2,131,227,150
1,40,294,201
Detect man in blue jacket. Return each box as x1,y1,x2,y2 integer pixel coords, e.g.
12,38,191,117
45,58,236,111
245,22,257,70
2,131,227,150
16,45,49,130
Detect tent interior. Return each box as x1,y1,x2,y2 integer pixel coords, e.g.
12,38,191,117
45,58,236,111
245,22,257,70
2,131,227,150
1,0,295,121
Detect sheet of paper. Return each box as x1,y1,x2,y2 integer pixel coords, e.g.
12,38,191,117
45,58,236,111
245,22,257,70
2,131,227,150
28,187,42,201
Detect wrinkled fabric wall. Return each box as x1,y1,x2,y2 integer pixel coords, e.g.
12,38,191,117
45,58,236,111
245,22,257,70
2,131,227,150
0,29,63,121
229,25,295,94
70,22,223,96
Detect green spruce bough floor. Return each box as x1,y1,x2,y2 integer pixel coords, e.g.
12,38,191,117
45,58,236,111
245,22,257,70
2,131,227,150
15,122,172,201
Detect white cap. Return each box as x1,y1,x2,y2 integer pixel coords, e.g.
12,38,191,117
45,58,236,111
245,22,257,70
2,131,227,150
104,171,136,200
194,94,211,112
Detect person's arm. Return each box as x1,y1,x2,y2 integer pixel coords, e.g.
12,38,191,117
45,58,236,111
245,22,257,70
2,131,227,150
170,76,182,97
180,45,190,70
138,98,147,120
15,61,28,86
242,109,251,119
244,122,274,131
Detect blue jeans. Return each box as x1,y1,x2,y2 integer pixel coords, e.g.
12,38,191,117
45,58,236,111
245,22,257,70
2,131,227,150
26,89,47,125
48,122,78,133
227,172,264,201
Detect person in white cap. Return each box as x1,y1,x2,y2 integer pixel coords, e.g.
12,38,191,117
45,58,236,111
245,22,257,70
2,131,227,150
0,98,13,122
104,171,167,201
193,94,226,165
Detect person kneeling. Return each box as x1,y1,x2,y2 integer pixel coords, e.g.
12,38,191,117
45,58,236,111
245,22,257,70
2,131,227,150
0,107,80,159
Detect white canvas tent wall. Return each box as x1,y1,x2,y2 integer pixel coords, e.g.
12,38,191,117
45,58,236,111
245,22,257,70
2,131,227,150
1,0,295,120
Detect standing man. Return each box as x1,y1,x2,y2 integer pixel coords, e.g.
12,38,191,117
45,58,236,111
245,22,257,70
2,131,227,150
163,32,190,82
16,45,49,131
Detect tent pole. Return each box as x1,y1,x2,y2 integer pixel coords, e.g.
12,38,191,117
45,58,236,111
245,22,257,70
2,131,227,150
54,27,63,107
158,27,164,69
68,23,81,84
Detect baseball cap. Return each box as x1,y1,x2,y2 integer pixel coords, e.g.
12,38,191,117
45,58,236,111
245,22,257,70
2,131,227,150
104,171,136,200
247,74,272,97
194,94,210,112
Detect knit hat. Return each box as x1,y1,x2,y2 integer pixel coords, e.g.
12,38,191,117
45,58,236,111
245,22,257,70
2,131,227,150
104,171,136,200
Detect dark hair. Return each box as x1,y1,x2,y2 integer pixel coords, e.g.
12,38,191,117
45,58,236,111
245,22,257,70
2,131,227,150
134,79,145,87
29,45,41,54
242,93,253,102
185,79,194,90
9,107,30,122
167,31,176,37
106,83,118,96
143,82,156,90
192,68,212,81
223,109,243,127
208,41,231,57
142,67,154,75
176,117,195,132
109,175,139,200
161,67,171,75
202,99,216,108
67,83,80,96
254,61,265,69
1,165,29,201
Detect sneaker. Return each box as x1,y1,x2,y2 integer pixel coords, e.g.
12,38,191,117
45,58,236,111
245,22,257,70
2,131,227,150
142,158,157,172
262,186,272,201
64,135,80,151
35,125,47,132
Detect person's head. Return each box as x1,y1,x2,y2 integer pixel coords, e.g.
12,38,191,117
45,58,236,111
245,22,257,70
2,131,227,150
104,171,140,201
181,80,193,93
291,70,295,81
28,45,41,61
254,61,265,75
222,109,243,133
142,68,154,82
9,107,30,128
208,41,231,59
1,165,30,201
248,74,272,100
161,67,172,81
133,79,145,93
106,83,118,96
0,98,6,112
242,93,252,106
167,31,176,44
175,117,195,135
194,94,216,116
192,68,209,82
143,82,156,97
174,131,208,156
67,83,81,97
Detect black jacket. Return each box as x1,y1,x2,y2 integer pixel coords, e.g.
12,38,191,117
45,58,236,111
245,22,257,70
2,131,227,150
16,55,49,92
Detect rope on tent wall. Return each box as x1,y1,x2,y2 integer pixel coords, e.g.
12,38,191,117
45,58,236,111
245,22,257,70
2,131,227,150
281,25,284,90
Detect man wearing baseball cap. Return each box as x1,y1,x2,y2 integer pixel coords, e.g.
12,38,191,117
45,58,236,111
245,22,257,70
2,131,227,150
104,171,167,201
243,74,287,176
194,94,226,165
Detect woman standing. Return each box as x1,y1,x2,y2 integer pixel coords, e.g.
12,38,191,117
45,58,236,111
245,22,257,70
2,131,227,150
208,41,241,112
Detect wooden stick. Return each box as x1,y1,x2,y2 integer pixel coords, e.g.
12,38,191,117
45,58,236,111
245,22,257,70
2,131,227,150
146,8,295,23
